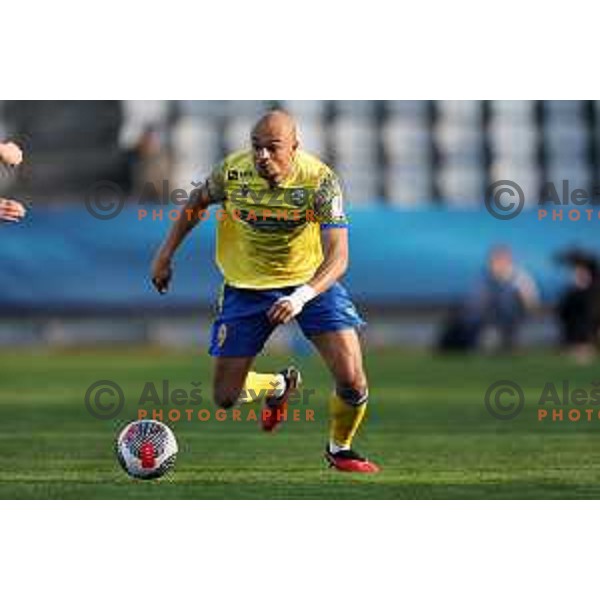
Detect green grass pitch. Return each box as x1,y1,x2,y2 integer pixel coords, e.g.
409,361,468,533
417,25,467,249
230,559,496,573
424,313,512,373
1,348,599,499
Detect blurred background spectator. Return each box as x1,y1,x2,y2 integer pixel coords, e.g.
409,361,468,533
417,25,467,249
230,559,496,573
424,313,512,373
468,246,539,352
438,246,539,353
556,249,600,363
126,126,172,202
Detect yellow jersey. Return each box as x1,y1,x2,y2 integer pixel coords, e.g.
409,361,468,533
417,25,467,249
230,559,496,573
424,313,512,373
205,149,348,289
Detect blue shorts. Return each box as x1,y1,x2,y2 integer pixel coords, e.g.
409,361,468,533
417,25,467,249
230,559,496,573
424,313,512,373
209,282,365,357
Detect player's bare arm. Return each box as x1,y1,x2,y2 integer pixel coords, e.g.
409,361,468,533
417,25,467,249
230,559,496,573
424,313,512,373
267,227,349,325
151,185,212,294
308,227,349,293
0,141,23,166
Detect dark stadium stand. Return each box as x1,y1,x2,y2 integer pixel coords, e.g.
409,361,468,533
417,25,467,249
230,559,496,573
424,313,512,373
1,100,599,206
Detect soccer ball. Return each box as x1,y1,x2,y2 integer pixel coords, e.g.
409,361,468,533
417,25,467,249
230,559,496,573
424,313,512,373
116,420,178,480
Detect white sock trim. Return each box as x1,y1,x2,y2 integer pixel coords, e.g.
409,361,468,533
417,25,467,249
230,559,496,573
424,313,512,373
270,374,286,399
329,440,350,454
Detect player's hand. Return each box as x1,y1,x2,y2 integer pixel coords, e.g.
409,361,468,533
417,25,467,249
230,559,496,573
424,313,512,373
267,285,317,325
267,298,297,325
0,142,23,166
151,254,173,294
0,198,26,222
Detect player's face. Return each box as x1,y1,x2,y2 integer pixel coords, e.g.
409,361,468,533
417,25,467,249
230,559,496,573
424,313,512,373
251,127,297,184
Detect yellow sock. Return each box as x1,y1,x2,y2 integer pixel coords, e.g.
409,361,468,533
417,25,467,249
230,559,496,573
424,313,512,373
329,392,367,448
239,371,283,405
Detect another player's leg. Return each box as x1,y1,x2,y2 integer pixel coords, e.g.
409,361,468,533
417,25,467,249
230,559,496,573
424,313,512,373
310,329,379,473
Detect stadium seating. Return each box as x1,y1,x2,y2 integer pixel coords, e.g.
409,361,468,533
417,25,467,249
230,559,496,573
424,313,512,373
282,100,326,119
487,101,539,205
383,103,432,205
223,115,259,154
331,114,379,203
171,116,221,189
2,101,124,199
438,164,486,206
543,102,591,199
2,100,600,208
435,101,484,205
120,100,170,147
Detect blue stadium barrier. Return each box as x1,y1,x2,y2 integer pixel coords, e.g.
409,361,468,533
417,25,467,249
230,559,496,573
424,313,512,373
1,203,599,312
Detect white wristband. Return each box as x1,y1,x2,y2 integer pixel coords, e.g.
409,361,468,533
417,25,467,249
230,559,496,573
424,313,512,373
290,284,317,305
281,284,317,317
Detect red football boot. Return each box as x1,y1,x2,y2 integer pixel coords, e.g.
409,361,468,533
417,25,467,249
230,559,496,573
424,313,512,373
261,366,301,432
325,446,380,473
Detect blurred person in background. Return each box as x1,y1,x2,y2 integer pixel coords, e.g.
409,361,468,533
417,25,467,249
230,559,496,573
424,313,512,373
127,126,172,201
556,249,600,364
439,246,539,353
0,140,26,223
466,246,539,353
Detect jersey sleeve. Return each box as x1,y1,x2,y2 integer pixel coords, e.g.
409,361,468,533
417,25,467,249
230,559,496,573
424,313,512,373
314,170,349,228
205,160,227,204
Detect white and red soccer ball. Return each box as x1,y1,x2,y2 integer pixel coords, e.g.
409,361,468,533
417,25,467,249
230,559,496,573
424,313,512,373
116,420,178,480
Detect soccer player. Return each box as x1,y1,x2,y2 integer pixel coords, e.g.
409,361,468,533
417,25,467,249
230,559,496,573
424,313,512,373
0,141,26,223
151,110,379,473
